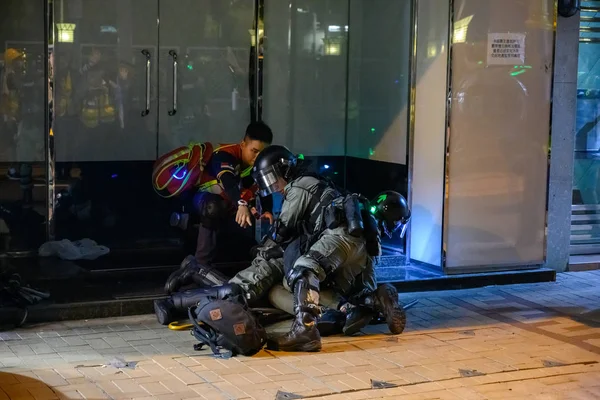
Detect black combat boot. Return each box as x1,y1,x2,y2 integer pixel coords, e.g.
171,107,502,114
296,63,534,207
341,284,406,335
154,284,242,325
164,255,229,294
372,283,406,335
317,309,346,337
267,273,322,352
342,305,376,336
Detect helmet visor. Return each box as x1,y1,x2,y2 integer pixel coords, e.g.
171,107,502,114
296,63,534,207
382,217,410,239
252,165,287,196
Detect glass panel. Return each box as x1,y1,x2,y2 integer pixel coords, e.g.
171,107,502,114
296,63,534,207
345,0,412,255
52,0,164,255
445,0,554,269
409,0,449,267
571,4,600,253
157,0,254,154
53,0,158,162
0,0,48,252
263,0,348,158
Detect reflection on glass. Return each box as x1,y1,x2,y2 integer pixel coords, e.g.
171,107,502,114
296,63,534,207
54,0,158,162
445,0,554,268
264,0,411,254
157,0,255,154
0,1,48,253
51,0,258,257
345,0,412,254
263,0,348,156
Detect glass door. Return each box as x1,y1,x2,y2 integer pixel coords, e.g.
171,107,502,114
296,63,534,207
52,0,162,250
53,0,159,162
0,0,48,252
157,0,255,154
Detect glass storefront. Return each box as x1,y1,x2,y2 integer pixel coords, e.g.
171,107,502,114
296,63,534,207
572,1,600,256
1,0,414,263
0,0,563,279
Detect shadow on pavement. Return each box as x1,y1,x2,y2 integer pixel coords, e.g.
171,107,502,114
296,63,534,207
0,371,101,400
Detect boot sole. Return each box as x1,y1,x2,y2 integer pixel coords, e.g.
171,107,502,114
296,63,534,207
378,285,407,335
153,300,173,326
386,306,407,335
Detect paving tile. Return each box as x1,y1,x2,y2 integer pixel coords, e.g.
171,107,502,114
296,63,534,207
139,381,172,396
188,383,228,399
61,337,86,347
33,370,69,387
212,381,250,398
167,367,205,385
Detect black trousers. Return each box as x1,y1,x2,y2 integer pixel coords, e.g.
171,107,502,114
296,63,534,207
193,192,256,265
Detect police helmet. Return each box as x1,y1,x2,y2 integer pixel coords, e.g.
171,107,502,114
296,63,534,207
371,191,411,239
252,145,298,196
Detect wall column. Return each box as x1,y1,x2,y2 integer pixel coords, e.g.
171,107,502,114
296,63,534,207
546,12,580,272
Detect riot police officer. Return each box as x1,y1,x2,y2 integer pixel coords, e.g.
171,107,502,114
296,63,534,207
251,146,410,352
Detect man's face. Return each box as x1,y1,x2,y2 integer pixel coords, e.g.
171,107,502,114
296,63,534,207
119,66,129,80
240,138,267,166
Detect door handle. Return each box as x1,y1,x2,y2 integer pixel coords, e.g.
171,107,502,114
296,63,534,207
141,49,151,117
168,50,178,116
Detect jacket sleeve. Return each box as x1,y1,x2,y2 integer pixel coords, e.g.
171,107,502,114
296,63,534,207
208,151,242,204
279,185,310,235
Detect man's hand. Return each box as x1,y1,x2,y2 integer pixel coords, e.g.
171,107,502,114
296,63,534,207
236,205,253,228
260,211,274,225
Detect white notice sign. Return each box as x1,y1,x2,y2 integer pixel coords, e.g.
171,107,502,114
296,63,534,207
487,33,525,66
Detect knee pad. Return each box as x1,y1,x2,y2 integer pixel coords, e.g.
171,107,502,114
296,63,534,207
285,250,331,289
195,193,226,230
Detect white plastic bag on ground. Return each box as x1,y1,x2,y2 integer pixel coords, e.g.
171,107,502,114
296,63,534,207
38,238,110,260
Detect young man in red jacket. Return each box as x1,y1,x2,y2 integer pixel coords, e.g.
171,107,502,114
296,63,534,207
163,122,274,293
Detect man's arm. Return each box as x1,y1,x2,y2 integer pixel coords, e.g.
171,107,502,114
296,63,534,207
274,185,310,243
209,151,243,204
240,174,273,213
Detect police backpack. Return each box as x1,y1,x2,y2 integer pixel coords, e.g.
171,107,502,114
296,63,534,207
188,294,267,358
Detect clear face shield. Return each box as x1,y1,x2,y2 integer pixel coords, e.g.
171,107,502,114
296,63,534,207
381,217,410,239
252,165,287,197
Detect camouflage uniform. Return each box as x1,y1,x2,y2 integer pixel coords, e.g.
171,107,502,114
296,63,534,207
229,175,376,310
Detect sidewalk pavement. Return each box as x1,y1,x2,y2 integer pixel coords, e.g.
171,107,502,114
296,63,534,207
1,270,600,399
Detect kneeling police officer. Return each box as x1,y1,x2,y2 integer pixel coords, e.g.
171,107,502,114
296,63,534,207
251,145,410,352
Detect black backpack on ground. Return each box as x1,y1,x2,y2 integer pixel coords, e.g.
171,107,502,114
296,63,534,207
188,293,267,359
